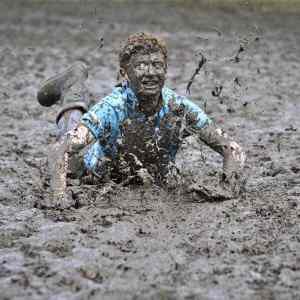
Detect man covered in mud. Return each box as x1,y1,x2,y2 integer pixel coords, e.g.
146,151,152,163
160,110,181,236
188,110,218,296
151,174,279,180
37,32,246,209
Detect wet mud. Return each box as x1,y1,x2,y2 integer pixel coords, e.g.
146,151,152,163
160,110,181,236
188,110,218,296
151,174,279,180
0,1,299,299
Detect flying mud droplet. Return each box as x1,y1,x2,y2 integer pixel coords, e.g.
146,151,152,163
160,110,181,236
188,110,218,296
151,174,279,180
97,36,104,50
212,85,223,97
186,51,207,95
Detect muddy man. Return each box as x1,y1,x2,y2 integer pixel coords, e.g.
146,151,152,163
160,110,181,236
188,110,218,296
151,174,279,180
37,32,246,209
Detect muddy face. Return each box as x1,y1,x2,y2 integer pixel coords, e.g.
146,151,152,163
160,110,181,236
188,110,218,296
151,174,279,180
124,51,167,101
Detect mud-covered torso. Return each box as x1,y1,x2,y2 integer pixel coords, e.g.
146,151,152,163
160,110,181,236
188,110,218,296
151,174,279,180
111,101,195,184
81,85,211,182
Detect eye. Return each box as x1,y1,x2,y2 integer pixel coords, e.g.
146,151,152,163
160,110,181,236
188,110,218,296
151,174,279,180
135,62,147,70
153,62,164,69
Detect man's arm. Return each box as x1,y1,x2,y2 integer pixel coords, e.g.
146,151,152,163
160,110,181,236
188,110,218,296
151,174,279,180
48,124,95,209
196,123,246,171
190,123,246,197
177,94,246,197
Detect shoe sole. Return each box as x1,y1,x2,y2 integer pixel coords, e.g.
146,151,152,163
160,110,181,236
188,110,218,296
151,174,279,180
37,61,88,107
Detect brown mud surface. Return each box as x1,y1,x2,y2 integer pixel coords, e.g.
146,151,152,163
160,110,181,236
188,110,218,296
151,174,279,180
0,1,299,299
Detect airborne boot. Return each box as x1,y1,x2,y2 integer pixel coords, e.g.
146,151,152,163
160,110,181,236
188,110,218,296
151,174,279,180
37,61,89,107
37,61,90,134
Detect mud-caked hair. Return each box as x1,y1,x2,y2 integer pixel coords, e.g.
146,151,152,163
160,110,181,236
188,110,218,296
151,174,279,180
119,32,168,70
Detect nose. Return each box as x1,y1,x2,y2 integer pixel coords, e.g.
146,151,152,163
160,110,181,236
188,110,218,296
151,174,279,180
146,63,156,75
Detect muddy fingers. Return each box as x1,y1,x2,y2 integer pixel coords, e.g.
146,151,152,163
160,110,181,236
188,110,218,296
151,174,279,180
45,139,75,209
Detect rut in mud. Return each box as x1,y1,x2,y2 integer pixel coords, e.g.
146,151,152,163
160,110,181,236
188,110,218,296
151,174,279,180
0,1,299,299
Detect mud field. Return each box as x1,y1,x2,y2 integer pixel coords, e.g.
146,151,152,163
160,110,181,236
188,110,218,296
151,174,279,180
0,1,300,299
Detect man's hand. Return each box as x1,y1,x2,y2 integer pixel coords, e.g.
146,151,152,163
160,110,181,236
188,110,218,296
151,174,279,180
45,139,74,209
50,189,75,209
194,124,247,199
36,189,75,210
221,139,247,197
39,124,94,210
220,170,245,198
220,141,246,197
222,139,246,170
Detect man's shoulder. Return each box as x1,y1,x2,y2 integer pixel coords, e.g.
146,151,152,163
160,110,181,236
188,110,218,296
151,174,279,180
83,86,126,121
162,86,188,105
81,86,126,131
162,86,178,101
162,86,206,106
97,86,125,109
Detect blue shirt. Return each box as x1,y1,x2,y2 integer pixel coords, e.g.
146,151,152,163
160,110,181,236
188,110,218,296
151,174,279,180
81,82,211,173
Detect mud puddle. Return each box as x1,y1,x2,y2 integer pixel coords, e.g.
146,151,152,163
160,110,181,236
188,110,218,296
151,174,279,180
0,1,299,299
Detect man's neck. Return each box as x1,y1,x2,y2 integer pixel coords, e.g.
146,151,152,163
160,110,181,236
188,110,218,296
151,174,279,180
137,93,162,117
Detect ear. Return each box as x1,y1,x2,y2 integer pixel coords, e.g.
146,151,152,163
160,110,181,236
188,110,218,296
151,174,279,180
119,67,129,80
164,62,168,72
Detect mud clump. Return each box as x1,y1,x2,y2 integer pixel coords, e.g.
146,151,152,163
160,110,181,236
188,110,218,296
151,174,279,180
0,1,300,300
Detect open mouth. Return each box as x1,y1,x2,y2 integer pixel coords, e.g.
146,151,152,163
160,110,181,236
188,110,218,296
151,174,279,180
142,81,159,88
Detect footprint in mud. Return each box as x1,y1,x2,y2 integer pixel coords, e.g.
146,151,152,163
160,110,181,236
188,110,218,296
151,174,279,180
20,243,42,259
44,239,73,258
0,226,33,249
0,233,17,249
79,265,103,283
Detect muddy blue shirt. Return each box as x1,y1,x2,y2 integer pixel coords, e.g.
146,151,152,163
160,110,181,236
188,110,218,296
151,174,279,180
81,82,211,172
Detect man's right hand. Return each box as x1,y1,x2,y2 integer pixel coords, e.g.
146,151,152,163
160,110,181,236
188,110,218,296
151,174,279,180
46,139,72,209
36,189,75,210
51,190,75,209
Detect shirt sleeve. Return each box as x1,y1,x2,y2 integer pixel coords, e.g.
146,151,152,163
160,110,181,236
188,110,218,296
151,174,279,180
179,96,212,129
80,101,118,140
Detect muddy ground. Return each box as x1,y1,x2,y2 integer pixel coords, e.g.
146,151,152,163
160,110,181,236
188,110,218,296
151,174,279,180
0,1,300,299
